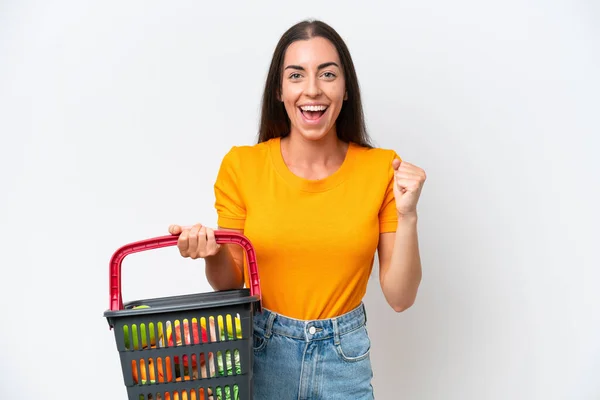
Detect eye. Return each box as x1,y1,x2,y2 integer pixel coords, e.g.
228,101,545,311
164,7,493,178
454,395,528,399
289,73,302,80
322,71,336,80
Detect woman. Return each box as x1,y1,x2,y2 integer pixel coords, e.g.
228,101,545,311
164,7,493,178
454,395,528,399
169,19,426,399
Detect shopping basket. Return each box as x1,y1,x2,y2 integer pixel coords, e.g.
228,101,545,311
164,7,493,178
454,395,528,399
104,231,261,400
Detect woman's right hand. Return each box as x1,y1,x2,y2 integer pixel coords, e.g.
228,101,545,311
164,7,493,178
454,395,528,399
168,223,221,259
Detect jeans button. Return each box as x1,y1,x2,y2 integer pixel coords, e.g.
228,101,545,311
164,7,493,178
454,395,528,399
308,326,316,334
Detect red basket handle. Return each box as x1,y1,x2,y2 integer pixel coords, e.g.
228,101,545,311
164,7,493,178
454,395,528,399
109,231,260,311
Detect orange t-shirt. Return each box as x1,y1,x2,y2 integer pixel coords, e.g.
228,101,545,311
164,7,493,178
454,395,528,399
214,137,400,320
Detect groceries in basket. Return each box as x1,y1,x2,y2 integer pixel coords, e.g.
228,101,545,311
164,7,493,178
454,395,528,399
125,310,243,399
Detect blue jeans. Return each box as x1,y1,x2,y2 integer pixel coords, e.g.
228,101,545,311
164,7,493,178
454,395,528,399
252,303,375,399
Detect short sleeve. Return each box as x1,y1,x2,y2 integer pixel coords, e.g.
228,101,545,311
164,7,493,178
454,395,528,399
214,147,246,230
379,151,402,233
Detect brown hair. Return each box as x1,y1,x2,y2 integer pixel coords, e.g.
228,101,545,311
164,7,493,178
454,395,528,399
257,20,372,148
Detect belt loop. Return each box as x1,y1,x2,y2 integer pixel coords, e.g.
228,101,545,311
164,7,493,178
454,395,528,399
332,318,340,346
264,311,276,339
362,302,368,325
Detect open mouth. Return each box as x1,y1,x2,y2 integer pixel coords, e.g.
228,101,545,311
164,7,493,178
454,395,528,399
299,105,328,122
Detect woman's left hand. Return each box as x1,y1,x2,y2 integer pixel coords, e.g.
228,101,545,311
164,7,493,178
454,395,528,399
392,158,427,217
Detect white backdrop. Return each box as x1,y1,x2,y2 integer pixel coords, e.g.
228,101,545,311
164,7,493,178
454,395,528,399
1,1,598,399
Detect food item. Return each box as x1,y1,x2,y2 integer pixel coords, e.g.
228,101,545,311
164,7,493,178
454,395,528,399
123,307,163,350
216,315,243,341
166,320,205,370
215,385,238,400
132,359,155,384
199,315,242,341
167,319,204,347
136,315,243,399
164,389,207,400
123,323,161,350
216,350,241,377
132,357,173,384
164,315,242,348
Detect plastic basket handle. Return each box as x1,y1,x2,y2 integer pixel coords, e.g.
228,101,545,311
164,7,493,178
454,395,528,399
109,231,261,311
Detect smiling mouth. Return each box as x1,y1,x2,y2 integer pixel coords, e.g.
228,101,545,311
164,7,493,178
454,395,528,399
299,105,329,121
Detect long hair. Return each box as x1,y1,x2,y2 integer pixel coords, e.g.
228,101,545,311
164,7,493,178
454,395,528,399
257,20,372,148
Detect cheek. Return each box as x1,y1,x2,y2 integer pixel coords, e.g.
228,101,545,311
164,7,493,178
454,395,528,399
328,83,346,104
283,99,298,119
281,86,300,110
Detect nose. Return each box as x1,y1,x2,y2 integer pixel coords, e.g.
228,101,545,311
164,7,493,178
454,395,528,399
304,76,321,97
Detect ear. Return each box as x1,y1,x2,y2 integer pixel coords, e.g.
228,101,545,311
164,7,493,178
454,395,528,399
344,91,348,101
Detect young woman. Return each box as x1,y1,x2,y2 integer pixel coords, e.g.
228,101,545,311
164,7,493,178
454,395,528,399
169,19,426,399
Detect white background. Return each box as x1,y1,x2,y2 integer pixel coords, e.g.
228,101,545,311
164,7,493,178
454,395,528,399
1,1,599,399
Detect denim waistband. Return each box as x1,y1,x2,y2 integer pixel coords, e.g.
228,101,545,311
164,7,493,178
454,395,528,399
253,303,367,342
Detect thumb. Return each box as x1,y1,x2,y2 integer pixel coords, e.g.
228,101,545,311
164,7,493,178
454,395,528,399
392,158,401,171
168,224,183,235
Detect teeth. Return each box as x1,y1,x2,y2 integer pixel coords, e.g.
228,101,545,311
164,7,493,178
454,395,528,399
300,105,328,112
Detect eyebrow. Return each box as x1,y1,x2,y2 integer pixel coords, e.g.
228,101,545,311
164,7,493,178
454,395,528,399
284,62,340,71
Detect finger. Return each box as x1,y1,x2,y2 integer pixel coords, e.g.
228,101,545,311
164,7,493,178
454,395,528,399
392,158,401,171
395,178,421,192
169,224,182,235
178,228,190,255
397,162,420,173
398,163,426,179
395,158,421,169
394,172,425,185
397,159,412,167
395,170,423,181
187,224,202,257
197,226,208,256
398,160,424,169
206,227,221,255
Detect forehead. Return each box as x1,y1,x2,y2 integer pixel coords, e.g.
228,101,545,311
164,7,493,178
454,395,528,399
283,37,341,66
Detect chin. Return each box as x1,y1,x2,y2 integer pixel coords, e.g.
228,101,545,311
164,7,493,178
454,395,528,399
298,130,330,141
291,124,337,142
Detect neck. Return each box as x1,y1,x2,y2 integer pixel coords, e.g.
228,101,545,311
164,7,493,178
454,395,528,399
282,130,347,167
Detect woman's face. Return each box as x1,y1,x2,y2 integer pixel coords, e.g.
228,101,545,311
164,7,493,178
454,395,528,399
280,37,347,142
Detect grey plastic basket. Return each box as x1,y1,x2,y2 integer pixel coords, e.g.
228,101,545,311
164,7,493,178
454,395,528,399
104,232,261,400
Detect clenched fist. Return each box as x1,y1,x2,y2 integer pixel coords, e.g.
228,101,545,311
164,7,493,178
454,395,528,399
168,223,221,259
392,159,426,217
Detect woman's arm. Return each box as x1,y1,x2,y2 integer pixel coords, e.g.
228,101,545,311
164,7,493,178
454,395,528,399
377,213,422,312
204,227,245,290
377,157,426,312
